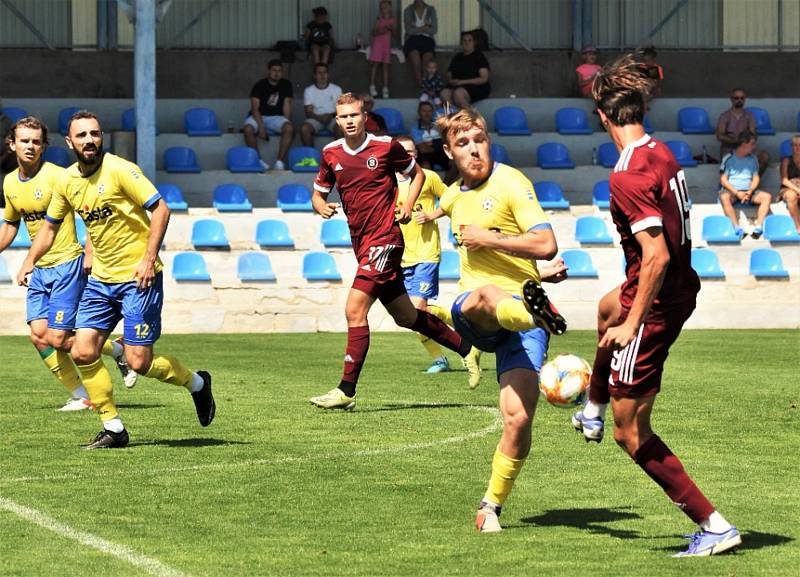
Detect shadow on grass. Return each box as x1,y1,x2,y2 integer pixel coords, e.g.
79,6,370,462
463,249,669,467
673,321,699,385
130,438,251,448
115,403,167,410
653,530,794,554
518,507,643,538
359,402,496,413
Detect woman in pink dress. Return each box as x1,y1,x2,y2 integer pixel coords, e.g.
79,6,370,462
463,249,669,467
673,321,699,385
369,0,395,99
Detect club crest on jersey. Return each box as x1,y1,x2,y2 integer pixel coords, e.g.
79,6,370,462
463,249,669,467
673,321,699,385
482,197,494,211
34,188,43,200
366,155,379,170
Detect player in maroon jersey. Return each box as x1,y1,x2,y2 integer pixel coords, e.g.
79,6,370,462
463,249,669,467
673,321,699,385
309,92,474,410
571,55,741,556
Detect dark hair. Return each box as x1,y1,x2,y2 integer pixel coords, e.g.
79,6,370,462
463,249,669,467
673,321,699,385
267,59,282,69
312,6,327,16
736,130,757,146
591,54,652,127
417,101,434,113
314,62,329,72
67,110,101,134
641,45,657,58
8,116,49,145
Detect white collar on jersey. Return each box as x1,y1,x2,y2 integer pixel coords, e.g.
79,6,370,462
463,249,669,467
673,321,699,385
615,133,652,172
620,133,651,156
342,132,375,156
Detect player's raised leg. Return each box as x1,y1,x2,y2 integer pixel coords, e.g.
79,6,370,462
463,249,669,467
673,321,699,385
410,295,450,373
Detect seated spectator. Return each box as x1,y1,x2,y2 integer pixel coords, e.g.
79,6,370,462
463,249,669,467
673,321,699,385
410,101,448,170
638,46,663,97
301,63,343,146
779,135,800,234
0,105,13,205
419,59,443,105
575,45,601,98
242,59,294,171
403,0,438,86
716,88,769,175
440,31,490,110
361,94,387,136
719,130,772,239
305,6,335,65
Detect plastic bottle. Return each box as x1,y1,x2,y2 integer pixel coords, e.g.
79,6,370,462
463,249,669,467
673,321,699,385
701,145,708,164
591,146,597,166
356,33,363,50
227,120,235,134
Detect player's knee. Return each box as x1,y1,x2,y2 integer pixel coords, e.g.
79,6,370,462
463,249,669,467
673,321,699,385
47,331,71,351
393,311,417,329
613,427,637,455
125,351,152,374
29,331,48,350
70,345,100,365
282,122,294,136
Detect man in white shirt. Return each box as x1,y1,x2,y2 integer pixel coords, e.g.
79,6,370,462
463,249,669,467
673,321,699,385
301,63,343,146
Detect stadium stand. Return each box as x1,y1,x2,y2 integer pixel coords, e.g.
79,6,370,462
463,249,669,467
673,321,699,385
255,219,295,248
490,142,511,165
781,139,792,158
320,219,352,247
534,181,570,209
276,183,313,212
185,107,221,136
575,215,613,244
763,214,800,243
666,140,698,167
212,183,253,212
560,249,598,277
10,225,31,248
0,255,10,282
57,106,81,135
373,107,406,135
226,146,263,173
74,216,87,246
42,147,71,168
191,219,229,249
164,146,201,173
749,248,789,278
1,107,27,123
288,146,321,173
172,252,211,281
597,142,619,168
494,106,531,135
746,107,775,135
677,106,714,134
537,142,575,169
643,113,654,133
303,251,341,281
555,107,592,135
592,180,610,209
691,248,725,279
439,250,460,280
237,252,276,281
121,107,136,131
702,215,741,244
157,183,189,211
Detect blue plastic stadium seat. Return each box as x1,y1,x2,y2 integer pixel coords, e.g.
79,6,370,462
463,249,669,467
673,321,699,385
702,215,740,244
288,146,321,173
534,181,570,210
185,107,221,136
237,252,276,281
780,139,792,158
490,142,511,165
226,146,263,173
555,107,592,135
303,251,341,281
255,219,295,248
276,183,313,212
58,107,81,136
156,183,188,211
447,227,457,247
592,180,610,209
643,113,654,133
597,142,620,168
2,107,28,123
745,107,775,135
763,214,800,243
494,106,531,135
749,248,789,278
561,249,598,278
677,106,713,134
575,216,613,244
373,107,405,135
320,219,352,248
212,183,253,212
691,248,725,279
797,112,800,131
172,252,211,281
164,146,201,173
74,216,87,247
191,219,229,249
42,147,71,168
121,108,136,131
666,140,698,167
537,142,575,169
439,250,460,280
10,225,31,248
0,254,10,282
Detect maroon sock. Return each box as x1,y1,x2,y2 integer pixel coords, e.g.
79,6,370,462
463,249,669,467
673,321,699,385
589,343,613,405
634,434,716,524
340,326,370,390
410,311,470,356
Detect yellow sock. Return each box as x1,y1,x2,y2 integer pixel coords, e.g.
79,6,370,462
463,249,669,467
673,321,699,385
427,303,452,326
417,332,444,360
145,355,193,389
484,448,525,506
75,358,117,421
496,298,536,331
101,339,114,356
40,347,82,394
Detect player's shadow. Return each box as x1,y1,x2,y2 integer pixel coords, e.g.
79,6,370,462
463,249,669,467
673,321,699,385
359,402,496,413
652,530,794,554
130,438,251,448
519,507,643,538
115,403,167,410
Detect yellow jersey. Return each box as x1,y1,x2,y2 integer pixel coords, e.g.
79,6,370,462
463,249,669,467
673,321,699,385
3,162,83,269
46,153,163,283
396,168,446,267
439,163,549,293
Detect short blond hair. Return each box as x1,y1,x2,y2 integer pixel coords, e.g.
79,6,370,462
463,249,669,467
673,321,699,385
336,92,363,108
792,134,800,146
435,109,488,146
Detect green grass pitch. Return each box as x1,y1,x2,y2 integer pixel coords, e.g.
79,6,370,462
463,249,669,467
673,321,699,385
0,330,797,577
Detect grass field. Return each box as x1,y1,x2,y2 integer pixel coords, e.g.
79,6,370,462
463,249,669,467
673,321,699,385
0,330,797,577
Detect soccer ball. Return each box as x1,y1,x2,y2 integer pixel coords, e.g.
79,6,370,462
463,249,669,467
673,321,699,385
538,354,592,408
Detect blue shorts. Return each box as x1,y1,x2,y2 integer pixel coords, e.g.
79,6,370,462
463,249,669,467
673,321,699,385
451,291,549,379
26,254,86,331
76,272,164,345
403,261,440,300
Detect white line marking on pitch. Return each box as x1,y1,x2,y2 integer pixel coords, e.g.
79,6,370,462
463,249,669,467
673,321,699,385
1,403,503,483
0,496,194,577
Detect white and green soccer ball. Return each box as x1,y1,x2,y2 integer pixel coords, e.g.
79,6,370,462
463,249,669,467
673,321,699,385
538,354,592,408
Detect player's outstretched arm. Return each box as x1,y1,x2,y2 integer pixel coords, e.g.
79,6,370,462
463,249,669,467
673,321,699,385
0,221,20,253
17,220,59,286
460,224,558,261
135,199,169,289
539,257,569,283
398,163,426,224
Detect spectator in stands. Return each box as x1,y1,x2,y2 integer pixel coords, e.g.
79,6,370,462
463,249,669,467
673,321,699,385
301,62,343,146
575,45,601,98
716,88,769,175
0,106,14,205
419,59,444,106
368,0,396,99
411,101,448,170
638,46,663,97
243,59,294,171
440,31,491,110
778,135,800,234
361,93,387,136
304,6,335,65
719,130,772,239
403,0,438,86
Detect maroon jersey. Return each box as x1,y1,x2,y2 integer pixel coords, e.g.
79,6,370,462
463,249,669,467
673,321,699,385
314,134,416,259
609,134,700,312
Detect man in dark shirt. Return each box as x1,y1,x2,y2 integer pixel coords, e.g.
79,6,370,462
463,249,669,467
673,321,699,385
243,59,294,171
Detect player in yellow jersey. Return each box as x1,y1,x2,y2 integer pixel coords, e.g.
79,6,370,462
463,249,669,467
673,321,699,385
1,116,135,412
435,109,568,532
17,111,215,449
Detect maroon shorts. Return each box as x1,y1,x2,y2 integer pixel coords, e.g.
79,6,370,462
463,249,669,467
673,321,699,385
608,300,696,398
351,242,406,305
